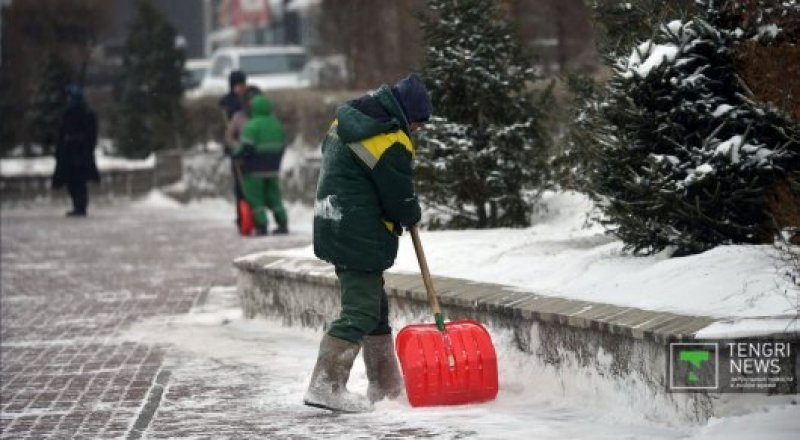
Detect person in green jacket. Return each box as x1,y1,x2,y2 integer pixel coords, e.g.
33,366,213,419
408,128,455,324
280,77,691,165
304,74,432,413
231,94,289,235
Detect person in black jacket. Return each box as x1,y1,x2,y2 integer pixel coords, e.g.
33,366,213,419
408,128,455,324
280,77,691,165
219,70,247,121
220,70,248,228
52,84,100,217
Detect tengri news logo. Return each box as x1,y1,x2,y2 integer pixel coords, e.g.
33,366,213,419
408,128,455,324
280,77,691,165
669,343,719,390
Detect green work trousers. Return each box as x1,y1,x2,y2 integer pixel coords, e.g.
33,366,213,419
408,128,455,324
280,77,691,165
327,268,392,344
241,174,288,229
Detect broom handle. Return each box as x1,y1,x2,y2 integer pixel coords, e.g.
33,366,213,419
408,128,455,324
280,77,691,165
410,226,446,332
232,159,246,190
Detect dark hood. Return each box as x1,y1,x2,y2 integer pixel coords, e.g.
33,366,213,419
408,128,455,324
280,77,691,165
335,85,409,143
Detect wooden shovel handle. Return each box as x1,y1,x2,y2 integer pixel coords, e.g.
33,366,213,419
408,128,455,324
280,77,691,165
409,226,442,316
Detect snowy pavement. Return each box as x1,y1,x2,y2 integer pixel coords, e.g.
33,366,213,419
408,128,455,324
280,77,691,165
2,198,798,439
0,198,303,438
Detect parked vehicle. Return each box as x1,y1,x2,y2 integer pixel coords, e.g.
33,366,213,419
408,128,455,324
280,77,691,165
190,46,309,98
184,58,210,90
301,54,349,89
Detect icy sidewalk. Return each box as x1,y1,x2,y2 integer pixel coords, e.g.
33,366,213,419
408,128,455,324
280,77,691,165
0,198,309,438
125,285,688,439
234,190,799,436
2,195,796,438
128,284,798,439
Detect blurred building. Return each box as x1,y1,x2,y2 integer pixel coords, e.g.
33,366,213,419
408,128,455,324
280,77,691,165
109,0,207,59
206,0,316,54
105,0,316,60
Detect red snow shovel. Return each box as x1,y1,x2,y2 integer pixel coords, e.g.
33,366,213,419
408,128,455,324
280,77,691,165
233,161,254,236
237,199,254,236
395,226,499,407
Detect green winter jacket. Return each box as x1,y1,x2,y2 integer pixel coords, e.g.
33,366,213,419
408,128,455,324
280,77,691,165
314,85,422,272
233,95,286,174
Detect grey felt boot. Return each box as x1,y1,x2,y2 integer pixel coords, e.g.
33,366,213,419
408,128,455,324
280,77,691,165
303,334,373,413
363,334,405,403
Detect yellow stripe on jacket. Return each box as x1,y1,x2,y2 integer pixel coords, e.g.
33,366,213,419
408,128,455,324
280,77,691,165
348,129,415,170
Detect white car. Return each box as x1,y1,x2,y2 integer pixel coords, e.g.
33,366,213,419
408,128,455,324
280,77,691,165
190,46,309,98
184,58,210,90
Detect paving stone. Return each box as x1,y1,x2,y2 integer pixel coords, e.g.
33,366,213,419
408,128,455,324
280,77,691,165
1,205,306,438
4,206,470,438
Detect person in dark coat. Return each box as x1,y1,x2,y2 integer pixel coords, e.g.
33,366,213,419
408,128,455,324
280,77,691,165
52,84,100,217
230,93,289,236
303,73,432,413
220,70,248,227
219,70,247,121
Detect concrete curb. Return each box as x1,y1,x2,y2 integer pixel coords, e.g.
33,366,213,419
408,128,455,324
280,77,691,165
234,254,721,423
234,253,716,342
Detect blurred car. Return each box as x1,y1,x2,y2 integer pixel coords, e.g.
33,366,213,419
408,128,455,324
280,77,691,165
300,54,348,89
190,46,309,98
184,58,210,90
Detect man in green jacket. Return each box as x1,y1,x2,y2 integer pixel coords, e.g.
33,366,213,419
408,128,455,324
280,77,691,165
232,94,289,235
304,74,432,413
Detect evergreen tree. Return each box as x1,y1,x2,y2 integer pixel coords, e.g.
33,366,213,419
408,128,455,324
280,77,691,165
584,14,800,255
27,54,73,156
1,0,111,155
416,0,552,229
588,0,696,57
698,0,800,42
113,0,185,158
554,0,695,192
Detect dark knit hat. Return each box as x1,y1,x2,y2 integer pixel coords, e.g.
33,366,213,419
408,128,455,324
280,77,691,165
390,73,432,123
65,82,84,107
229,70,247,88
65,83,82,101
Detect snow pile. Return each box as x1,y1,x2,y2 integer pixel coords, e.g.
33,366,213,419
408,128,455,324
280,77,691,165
696,319,799,339
134,190,184,209
160,139,320,204
270,191,799,326
161,150,230,200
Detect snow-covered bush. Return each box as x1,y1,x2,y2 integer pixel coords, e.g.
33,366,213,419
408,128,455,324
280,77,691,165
585,16,800,255
415,0,553,229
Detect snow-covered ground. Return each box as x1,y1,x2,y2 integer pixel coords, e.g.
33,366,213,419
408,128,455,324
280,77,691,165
5,193,793,438
123,285,799,439
268,191,800,337
134,190,316,235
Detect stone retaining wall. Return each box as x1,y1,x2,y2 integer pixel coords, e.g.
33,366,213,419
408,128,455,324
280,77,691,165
234,254,726,424
0,151,182,204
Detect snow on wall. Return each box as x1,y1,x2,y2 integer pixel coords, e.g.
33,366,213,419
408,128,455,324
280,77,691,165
269,192,798,322
0,149,156,177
